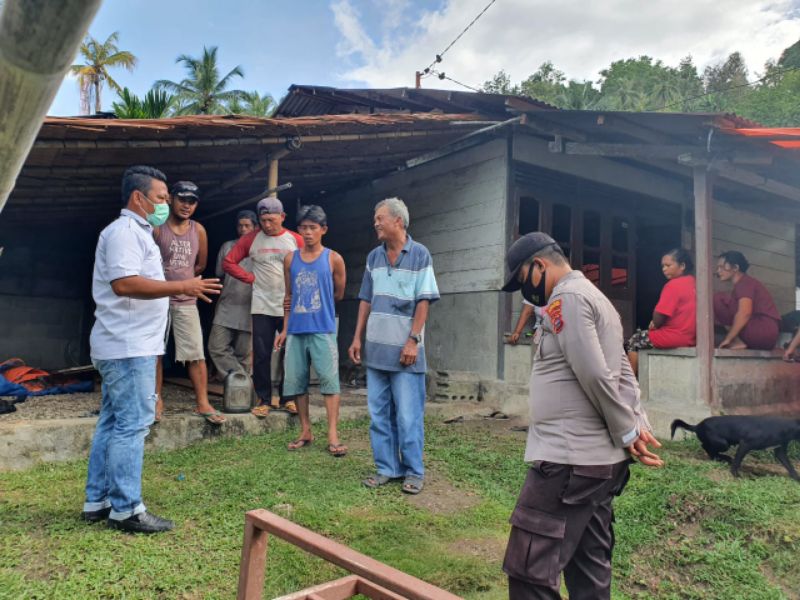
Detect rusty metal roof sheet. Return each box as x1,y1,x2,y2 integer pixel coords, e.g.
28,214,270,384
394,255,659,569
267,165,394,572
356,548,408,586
274,85,556,118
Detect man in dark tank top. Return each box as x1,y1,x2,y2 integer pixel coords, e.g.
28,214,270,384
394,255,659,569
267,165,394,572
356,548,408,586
154,181,224,425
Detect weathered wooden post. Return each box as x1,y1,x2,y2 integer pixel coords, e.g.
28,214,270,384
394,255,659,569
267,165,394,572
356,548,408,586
0,0,102,215
693,165,715,408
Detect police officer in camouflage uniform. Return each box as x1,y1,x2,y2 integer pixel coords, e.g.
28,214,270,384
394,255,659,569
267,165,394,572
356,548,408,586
500,232,664,600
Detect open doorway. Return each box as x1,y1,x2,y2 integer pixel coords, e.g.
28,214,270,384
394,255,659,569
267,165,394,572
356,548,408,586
635,214,683,331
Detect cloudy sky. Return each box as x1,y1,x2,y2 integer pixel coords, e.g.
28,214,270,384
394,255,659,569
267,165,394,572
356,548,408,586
48,0,800,115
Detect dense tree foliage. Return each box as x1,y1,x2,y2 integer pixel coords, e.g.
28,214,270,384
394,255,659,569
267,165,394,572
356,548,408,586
482,40,800,125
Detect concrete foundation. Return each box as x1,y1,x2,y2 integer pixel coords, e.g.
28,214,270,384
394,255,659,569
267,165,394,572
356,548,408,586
0,401,488,472
639,347,800,437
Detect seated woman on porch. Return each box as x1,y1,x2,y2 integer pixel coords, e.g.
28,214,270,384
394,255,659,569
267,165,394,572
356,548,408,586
714,250,780,350
626,248,696,375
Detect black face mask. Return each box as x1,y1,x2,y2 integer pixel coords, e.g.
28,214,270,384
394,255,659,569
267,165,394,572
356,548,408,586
521,264,547,306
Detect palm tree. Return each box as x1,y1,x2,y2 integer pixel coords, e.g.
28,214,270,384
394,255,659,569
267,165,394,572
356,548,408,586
648,77,681,111
70,32,137,115
112,87,175,119
226,91,275,117
155,46,245,115
605,77,646,111
555,81,600,110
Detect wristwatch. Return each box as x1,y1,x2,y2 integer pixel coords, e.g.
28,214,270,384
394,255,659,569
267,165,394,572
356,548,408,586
409,333,422,344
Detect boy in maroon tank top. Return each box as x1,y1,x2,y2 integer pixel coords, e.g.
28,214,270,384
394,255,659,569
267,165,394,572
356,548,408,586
154,181,224,424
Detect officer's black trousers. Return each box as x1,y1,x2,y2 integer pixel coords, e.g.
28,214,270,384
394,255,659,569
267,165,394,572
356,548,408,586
503,459,631,600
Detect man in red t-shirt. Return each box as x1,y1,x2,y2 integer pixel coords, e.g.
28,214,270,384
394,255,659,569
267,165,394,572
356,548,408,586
714,251,780,350
223,197,303,415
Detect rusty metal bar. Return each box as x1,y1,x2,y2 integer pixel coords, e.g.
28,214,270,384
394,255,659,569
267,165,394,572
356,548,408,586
237,509,462,600
237,518,270,599
275,576,360,600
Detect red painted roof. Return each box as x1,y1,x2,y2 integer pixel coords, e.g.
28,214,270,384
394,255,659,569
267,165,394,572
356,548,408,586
721,126,800,149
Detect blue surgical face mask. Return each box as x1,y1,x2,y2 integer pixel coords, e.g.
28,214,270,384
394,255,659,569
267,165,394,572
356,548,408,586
140,192,170,227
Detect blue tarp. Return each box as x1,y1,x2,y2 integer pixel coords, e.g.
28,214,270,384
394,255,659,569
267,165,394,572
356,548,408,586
0,373,93,402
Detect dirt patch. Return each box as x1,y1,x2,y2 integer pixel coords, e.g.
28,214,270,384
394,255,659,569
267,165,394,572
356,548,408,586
760,563,800,600
703,458,796,483
446,536,506,564
405,468,481,514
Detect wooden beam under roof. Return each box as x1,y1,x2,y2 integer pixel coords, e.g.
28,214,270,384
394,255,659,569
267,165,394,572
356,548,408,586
678,154,800,203
557,142,706,159
555,142,773,164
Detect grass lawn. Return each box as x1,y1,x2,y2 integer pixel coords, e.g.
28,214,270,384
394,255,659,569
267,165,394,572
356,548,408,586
1,417,799,599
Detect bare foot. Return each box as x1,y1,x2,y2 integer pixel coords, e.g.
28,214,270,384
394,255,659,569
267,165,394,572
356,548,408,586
727,341,747,350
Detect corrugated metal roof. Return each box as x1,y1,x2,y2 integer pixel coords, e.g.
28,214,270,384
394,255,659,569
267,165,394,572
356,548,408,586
720,127,800,149
274,85,555,118
38,112,485,139
5,112,492,224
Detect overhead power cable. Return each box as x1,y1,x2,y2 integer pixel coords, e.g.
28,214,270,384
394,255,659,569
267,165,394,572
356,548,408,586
421,0,499,75
429,69,483,93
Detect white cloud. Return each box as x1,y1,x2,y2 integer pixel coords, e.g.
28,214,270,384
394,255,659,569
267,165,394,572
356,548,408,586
331,0,377,58
330,0,800,90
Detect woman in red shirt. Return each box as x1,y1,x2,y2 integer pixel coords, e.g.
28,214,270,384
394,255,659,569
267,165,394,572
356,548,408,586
627,248,696,374
714,250,780,350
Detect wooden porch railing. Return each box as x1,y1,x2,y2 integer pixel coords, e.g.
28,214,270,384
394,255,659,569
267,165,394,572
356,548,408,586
237,509,463,600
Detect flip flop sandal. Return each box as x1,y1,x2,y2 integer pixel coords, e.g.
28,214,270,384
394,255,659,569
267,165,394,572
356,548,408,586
327,443,348,457
402,476,424,495
362,474,394,488
283,401,298,415
193,410,225,425
250,405,270,418
287,438,313,451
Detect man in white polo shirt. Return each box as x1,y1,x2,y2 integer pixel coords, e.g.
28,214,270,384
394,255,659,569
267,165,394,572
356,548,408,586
81,166,221,534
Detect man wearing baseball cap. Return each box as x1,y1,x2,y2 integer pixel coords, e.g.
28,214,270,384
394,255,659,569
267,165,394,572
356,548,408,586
223,196,303,416
154,181,223,425
500,232,663,599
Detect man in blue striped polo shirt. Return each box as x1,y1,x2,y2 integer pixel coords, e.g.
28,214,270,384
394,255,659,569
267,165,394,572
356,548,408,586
349,197,439,494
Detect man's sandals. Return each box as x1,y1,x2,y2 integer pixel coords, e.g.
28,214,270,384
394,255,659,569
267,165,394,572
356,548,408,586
362,474,423,494
251,405,270,418
286,438,347,457
193,410,225,425
287,438,312,450
327,443,348,457
401,476,424,495
277,400,298,415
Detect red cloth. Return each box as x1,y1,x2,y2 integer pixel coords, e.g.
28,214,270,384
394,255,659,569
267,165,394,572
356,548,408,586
731,274,780,322
649,275,696,348
713,274,780,349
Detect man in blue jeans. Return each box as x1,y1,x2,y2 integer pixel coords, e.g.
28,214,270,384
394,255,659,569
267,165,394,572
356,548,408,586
82,165,221,533
349,197,439,494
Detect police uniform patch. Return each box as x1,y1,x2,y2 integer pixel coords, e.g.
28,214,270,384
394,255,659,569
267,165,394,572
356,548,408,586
546,299,564,333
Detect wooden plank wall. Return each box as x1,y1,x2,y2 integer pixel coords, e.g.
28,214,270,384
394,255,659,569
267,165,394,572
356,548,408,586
711,201,796,315
321,137,509,298
318,138,510,378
